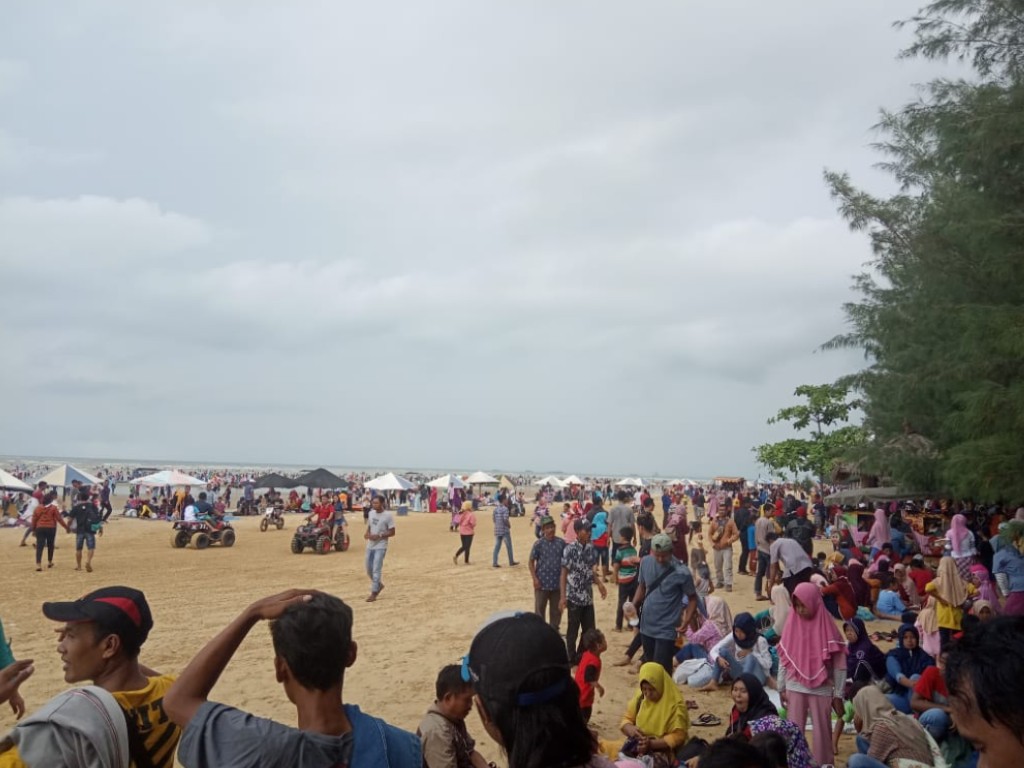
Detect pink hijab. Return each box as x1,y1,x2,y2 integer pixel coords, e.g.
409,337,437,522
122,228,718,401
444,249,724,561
779,582,847,688
969,564,1001,613
949,514,969,554
868,509,891,547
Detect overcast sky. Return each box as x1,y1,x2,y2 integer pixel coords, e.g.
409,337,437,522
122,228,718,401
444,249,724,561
1,1,945,477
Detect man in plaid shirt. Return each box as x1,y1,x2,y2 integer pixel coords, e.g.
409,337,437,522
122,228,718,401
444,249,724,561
492,494,519,568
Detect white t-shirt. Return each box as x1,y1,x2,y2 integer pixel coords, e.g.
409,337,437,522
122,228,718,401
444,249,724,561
183,505,198,522
366,509,395,551
769,537,814,576
20,497,39,521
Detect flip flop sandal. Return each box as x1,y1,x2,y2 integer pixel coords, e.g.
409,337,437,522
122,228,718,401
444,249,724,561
695,714,722,727
686,699,699,710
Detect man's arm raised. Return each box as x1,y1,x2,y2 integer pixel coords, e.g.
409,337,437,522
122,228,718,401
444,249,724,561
164,590,316,726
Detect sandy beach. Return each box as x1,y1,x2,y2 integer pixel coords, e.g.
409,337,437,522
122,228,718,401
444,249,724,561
1,508,882,765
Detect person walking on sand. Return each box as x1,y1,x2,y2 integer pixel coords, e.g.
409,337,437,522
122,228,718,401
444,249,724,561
364,496,395,602
31,491,69,571
68,489,104,573
492,493,518,568
453,501,476,564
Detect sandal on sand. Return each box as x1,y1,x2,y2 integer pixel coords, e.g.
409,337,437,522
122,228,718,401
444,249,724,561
686,699,699,710
612,656,632,667
695,714,722,727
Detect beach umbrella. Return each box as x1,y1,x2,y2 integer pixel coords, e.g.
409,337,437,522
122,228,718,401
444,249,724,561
426,474,465,489
292,468,348,489
465,471,499,485
499,476,516,490
614,477,645,487
0,469,31,493
35,464,102,488
365,472,417,491
535,475,565,488
562,475,585,486
131,470,207,487
251,472,298,489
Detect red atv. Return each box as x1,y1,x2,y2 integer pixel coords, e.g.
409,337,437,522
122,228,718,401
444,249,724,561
290,522,349,555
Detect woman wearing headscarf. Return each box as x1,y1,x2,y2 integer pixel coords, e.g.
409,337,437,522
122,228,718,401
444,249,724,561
847,560,873,609
947,513,977,581
968,563,1000,613
620,662,690,767
843,618,887,683
914,596,941,656
892,563,921,608
849,685,938,768
994,520,1024,615
777,582,848,767
866,509,892,558
884,624,935,713
671,597,729,686
696,612,772,691
769,583,792,634
726,673,778,737
750,716,819,768
821,566,859,621
705,595,733,639
924,556,975,648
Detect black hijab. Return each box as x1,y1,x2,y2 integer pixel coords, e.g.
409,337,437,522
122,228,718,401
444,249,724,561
732,612,759,650
728,673,778,735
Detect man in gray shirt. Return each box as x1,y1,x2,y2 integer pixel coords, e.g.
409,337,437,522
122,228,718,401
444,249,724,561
767,532,815,594
165,590,420,768
608,491,636,564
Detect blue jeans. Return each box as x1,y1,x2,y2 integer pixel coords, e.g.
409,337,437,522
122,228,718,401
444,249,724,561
887,691,913,714
713,648,766,685
365,547,387,594
849,754,888,768
492,532,514,565
919,708,951,742
856,735,870,754
76,531,96,551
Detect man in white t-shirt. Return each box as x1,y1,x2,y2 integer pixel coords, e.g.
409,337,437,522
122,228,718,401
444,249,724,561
364,496,395,603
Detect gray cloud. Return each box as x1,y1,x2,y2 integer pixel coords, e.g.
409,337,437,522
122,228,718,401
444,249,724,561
0,1,944,476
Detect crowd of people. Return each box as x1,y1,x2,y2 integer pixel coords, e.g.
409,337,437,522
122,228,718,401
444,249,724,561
3,473,1024,768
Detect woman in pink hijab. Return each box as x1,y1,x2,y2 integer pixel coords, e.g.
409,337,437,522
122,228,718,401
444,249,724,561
947,513,977,580
778,582,848,767
865,508,892,558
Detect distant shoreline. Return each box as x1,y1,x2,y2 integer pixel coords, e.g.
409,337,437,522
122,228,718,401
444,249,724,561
0,453,713,484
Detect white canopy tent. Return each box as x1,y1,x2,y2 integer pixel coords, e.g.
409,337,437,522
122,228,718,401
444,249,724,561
562,475,585,486
365,472,418,491
465,471,499,485
534,475,565,488
0,469,32,493
35,464,102,488
131,470,207,487
615,477,646,487
426,473,466,489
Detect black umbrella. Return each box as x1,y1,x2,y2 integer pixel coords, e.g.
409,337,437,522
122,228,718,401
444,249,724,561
293,468,349,489
251,472,298,489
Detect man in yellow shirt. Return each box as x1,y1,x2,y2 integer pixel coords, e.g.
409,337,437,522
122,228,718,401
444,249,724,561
0,586,180,768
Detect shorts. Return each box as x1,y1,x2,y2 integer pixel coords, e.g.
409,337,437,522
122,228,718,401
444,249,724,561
76,531,96,551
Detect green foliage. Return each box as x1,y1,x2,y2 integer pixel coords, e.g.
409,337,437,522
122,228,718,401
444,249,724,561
754,384,864,482
825,0,1024,500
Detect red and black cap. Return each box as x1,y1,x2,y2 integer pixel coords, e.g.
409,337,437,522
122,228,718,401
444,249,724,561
42,586,153,647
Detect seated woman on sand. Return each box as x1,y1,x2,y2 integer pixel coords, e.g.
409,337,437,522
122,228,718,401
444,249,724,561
619,663,690,767
693,613,772,691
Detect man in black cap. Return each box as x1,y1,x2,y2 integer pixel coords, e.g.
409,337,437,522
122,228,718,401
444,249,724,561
26,586,181,768
559,519,607,664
